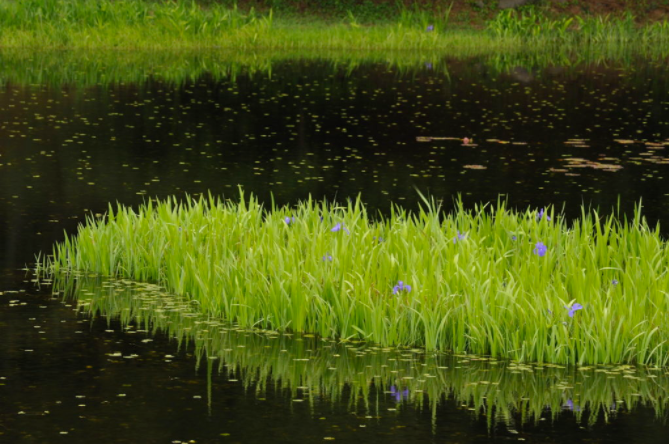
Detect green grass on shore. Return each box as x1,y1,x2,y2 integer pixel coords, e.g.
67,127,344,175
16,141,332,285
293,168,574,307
40,191,669,366
2,0,668,50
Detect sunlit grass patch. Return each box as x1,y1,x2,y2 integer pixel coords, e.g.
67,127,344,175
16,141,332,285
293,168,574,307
40,191,669,366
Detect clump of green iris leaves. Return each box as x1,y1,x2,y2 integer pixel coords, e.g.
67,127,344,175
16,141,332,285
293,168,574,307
41,191,669,367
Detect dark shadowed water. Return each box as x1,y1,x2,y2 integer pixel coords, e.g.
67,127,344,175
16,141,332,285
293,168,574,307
1,52,669,443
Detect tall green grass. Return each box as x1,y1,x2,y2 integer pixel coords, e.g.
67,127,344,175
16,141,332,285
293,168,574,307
51,274,669,429
486,7,669,46
40,191,669,367
1,0,667,50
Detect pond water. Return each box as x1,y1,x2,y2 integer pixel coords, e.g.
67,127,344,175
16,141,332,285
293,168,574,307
1,52,669,443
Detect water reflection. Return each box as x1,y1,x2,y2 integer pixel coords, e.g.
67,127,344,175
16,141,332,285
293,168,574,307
50,273,669,430
1,48,668,87
2,52,669,275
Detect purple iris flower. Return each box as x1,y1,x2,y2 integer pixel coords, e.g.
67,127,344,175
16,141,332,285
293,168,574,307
565,303,583,318
536,208,551,222
390,385,409,402
533,242,547,257
612,279,619,286
373,236,384,243
331,223,350,234
392,281,412,295
284,216,295,225
426,24,434,32
452,230,466,243
425,62,433,70
322,253,333,262
511,235,517,241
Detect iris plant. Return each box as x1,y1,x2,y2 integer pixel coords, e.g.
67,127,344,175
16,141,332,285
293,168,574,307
331,223,349,234
453,230,466,243
566,303,583,318
392,280,412,295
537,208,551,221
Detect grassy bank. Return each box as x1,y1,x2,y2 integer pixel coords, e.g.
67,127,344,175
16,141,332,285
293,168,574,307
1,0,668,50
41,192,669,366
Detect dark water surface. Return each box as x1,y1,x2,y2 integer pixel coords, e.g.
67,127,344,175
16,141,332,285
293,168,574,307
1,53,669,443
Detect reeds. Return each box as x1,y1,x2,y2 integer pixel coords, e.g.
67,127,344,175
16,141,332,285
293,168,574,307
1,0,667,50
40,191,669,366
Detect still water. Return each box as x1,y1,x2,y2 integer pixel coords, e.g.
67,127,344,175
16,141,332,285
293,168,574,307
1,51,669,443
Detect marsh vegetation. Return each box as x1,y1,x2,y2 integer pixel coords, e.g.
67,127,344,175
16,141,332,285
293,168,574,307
40,192,669,366
2,0,668,50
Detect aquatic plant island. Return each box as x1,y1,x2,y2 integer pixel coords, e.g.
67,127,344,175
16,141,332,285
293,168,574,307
41,192,669,367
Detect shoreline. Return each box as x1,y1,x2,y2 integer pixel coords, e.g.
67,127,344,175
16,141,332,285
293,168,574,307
1,0,668,50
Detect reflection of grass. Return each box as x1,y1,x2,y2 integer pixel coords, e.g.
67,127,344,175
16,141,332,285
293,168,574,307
51,274,669,429
1,47,667,88
40,191,669,366
1,0,668,50
0,48,454,86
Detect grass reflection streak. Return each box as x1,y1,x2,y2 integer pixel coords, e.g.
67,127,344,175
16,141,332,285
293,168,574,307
48,273,669,430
